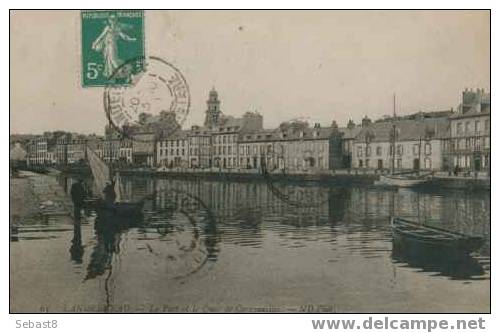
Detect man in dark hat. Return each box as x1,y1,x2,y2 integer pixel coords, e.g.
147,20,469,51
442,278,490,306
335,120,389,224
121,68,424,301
70,178,86,220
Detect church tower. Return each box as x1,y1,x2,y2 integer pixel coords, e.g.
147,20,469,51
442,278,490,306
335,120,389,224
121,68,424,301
204,87,222,128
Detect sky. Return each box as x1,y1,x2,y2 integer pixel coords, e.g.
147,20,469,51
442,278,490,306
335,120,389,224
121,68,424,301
10,10,490,135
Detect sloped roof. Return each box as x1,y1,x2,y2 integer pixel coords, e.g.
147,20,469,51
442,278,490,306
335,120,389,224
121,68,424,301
218,116,245,131
239,126,336,142
187,126,212,136
339,126,363,139
354,118,450,143
449,109,490,120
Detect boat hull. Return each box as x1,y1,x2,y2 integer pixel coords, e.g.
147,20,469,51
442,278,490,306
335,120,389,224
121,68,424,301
94,200,144,223
391,217,484,255
375,175,430,187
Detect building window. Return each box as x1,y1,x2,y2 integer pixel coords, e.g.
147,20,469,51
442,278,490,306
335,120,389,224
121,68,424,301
366,146,371,157
357,146,363,157
396,159,402,169
376,146,382,156
485,119,490,132
413,144,419,156
465,122,470,134
358,159,363,168
424,158,431,169
475,120,480,133
457,123,463,135
425,143,431,155
397,145,403,156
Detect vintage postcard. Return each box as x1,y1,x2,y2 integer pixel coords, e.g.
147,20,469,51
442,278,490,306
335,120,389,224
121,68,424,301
10,10,490,314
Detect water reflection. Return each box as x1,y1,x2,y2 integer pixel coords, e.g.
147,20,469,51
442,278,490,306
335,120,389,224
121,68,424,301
85,214,130,281
69,220,84,264
63,175,489,258
8,173,486,312
392,240,486,280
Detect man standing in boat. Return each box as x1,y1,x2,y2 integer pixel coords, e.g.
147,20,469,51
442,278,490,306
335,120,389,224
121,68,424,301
103,180,117,207
70,178,86,220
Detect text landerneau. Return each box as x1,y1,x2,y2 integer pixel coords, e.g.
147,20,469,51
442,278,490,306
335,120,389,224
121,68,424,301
15,320,57,329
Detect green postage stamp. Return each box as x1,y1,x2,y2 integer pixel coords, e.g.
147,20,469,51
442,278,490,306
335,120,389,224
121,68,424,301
81,10,145,87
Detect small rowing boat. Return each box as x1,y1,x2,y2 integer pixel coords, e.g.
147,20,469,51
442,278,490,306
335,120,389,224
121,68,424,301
86,147,143,220
391,217,484,255
375,172,432,187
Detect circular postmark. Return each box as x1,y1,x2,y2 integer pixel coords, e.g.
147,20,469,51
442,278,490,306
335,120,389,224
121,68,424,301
103,56,190,141
141,187,218,280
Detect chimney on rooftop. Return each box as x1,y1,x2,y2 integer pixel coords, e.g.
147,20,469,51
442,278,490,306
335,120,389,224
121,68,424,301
361,116,372,128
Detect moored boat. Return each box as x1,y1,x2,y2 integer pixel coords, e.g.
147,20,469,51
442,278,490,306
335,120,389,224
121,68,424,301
373,94,434,188
95,200,144,222
375,172,432,187
391,217,484,255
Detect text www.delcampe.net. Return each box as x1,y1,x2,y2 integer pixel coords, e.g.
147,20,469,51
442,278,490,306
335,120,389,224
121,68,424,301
311,317,486,332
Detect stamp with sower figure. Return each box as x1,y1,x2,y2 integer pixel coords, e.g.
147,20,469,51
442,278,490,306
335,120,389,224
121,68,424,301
81,10,145,87
81,10,190,140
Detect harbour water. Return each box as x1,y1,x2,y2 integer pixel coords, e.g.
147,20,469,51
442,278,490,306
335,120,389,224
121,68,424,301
10,173,490,313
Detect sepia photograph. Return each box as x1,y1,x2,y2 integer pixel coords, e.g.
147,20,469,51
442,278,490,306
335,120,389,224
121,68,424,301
9,9,490,315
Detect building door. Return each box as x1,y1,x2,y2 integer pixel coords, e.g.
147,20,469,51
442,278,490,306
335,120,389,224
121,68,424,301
413,158,420,170
377,159,383,170
305,157,315,168
474,154,481,171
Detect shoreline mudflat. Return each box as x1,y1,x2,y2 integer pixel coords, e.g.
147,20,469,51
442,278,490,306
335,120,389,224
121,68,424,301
9,176,40,225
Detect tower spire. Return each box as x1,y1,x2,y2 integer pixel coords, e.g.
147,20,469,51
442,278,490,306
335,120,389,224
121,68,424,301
204,87,222,128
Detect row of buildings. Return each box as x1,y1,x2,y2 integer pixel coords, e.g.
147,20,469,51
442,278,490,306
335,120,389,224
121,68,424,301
12,88,490,175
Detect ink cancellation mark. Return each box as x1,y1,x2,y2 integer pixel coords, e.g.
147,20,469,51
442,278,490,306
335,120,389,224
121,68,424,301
103,56,191,141
81,10,145,87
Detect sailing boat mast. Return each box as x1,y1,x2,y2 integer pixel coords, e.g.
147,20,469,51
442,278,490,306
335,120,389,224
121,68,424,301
418,135,422,176
391,93,396,174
